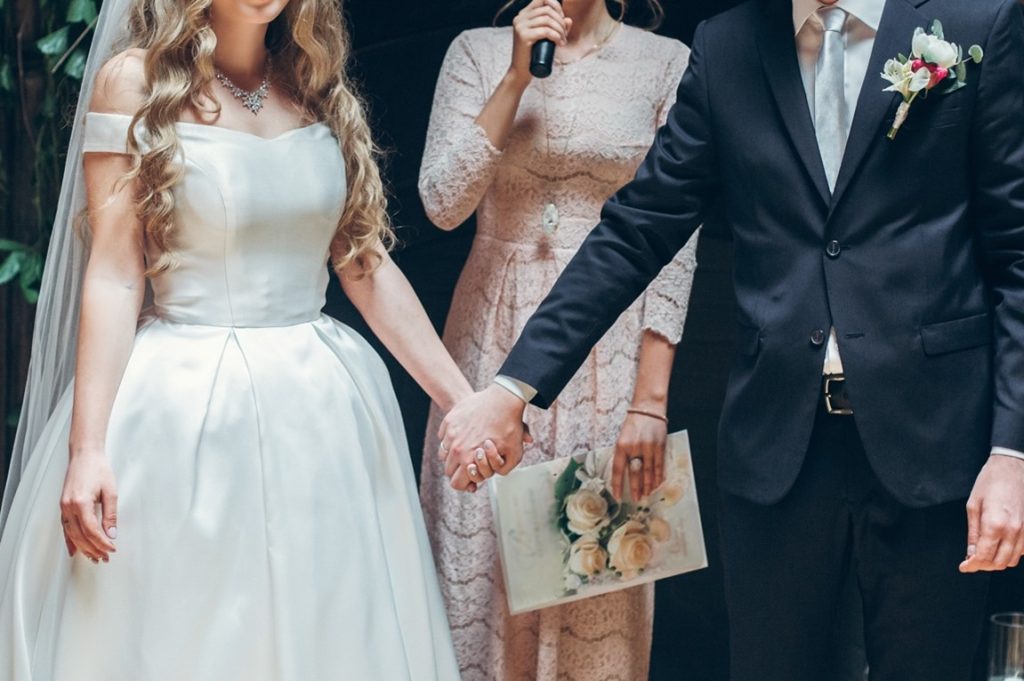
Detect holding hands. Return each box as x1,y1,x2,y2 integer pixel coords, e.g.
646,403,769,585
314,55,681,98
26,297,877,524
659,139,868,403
438,384,531,492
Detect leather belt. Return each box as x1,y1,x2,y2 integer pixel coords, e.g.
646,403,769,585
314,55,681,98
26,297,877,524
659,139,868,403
824,375,854,416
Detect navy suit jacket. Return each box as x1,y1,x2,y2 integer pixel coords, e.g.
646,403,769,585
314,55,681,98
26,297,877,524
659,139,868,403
500,0,1024,507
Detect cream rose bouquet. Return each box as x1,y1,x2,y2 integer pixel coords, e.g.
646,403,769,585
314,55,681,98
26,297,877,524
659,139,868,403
554,451,685,594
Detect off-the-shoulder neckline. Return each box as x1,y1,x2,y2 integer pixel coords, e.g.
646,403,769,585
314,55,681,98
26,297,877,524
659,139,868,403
85,111,328,142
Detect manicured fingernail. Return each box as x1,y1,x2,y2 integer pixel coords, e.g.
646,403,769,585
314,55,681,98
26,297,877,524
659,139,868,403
107,527,117,540
475,448,486,461
967,544,977,557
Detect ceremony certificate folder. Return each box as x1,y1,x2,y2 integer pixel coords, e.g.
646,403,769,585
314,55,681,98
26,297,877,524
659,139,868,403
490,431,707,615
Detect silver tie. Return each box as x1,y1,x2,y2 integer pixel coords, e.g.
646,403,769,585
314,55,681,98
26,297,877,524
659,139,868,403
814,6,848,192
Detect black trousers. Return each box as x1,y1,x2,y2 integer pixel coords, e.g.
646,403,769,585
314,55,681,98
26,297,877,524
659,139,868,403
720,405,990,681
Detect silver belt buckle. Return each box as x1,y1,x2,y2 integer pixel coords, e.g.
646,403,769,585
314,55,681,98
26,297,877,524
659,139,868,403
824,375,854,416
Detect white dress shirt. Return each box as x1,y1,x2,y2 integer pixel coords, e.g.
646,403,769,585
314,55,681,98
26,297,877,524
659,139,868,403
494,0,1024,462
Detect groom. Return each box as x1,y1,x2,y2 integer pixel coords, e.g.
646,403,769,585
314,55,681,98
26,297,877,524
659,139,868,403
438,0,1024,678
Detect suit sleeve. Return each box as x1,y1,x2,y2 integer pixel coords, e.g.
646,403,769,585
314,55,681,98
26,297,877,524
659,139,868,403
972,0,1024,452
499,21,719,408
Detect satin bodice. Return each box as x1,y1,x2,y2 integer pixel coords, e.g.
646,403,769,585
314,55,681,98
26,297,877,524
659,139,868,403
83,113,347,327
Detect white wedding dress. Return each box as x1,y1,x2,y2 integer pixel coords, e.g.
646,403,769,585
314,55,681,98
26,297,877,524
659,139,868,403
0,112,460,681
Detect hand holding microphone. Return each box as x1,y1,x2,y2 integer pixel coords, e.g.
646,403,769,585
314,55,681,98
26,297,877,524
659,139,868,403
510,0,571,85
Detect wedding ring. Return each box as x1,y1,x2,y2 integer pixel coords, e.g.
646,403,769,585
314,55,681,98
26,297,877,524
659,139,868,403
629,458,643,473
468,463,480,479
475,448,486,462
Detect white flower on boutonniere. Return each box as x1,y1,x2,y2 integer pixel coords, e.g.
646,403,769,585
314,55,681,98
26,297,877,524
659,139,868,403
881,19,983,139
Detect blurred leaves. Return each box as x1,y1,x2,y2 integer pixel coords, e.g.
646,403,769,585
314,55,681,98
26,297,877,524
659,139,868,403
2,0,98,303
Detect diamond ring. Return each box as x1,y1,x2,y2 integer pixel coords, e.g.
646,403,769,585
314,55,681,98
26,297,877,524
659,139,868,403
629,458,643,473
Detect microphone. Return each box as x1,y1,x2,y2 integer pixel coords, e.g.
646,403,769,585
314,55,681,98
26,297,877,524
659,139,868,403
529,0,563,79
530,40,556,79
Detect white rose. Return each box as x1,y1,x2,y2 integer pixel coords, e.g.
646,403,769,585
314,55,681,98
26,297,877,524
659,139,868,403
648,516,672,543
568,536,608,576
911,28,931,59
923,38,959,68
608,520,655,579
565,489,610,535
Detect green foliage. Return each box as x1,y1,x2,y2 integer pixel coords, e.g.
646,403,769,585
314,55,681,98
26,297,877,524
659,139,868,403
2,0,99,303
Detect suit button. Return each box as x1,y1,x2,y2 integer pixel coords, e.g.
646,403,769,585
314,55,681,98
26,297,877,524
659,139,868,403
826,240,841,258
811,329,826,346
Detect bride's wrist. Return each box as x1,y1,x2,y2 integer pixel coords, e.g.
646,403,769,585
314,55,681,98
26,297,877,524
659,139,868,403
68,440,106,461
437,382,474,413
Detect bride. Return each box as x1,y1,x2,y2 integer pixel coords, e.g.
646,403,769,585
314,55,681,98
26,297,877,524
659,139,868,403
0,0,471,678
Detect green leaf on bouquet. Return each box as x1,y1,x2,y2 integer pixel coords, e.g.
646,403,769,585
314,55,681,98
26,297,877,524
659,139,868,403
938,79,967,96
898,53,908,64
66,0,98,23
36,26,70,56
931,19,944,39
955,61,967,83
554,458,583,511
0,251,25,285
969,45,984,63
64,49,88,80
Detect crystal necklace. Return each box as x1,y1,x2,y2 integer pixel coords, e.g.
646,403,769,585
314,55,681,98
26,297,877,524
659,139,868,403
215,56,272,116
538,21,622,236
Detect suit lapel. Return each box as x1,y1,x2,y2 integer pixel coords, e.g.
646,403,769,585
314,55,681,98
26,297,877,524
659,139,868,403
829,0,931,211
756,0,832,207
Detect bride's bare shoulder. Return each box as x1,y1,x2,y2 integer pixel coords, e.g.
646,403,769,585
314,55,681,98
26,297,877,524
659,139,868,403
90,48,148,115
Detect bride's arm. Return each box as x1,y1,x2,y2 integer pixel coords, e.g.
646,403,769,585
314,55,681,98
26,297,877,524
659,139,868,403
338,245,472,414
62,52,147,563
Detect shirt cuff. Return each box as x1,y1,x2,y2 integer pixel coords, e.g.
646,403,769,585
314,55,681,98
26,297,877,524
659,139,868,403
991,447,1024,462
493,375,537,404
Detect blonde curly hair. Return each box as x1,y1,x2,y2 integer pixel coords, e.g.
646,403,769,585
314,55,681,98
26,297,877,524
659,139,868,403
120,0,391,277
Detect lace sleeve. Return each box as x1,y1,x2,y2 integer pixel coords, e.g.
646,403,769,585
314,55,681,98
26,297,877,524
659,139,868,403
418,31,504,229
642,41,696,345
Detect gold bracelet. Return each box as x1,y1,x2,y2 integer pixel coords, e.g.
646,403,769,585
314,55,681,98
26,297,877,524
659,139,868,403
626,408,669,424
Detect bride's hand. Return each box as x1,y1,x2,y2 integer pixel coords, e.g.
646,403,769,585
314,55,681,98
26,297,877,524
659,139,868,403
509,0,572,85
612,410,668,502
60,450,118,562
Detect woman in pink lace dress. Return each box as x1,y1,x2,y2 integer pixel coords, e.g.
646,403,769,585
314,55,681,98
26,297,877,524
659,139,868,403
418,1,696,678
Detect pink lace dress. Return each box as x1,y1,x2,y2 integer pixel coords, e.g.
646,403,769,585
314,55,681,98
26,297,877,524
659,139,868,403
418,25,695,681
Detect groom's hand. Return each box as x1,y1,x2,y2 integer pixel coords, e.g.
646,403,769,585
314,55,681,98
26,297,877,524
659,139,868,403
960,456,1024,573
439,384,530,491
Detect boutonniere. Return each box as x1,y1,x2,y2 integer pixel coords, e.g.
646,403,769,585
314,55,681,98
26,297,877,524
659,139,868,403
880,20,983,139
